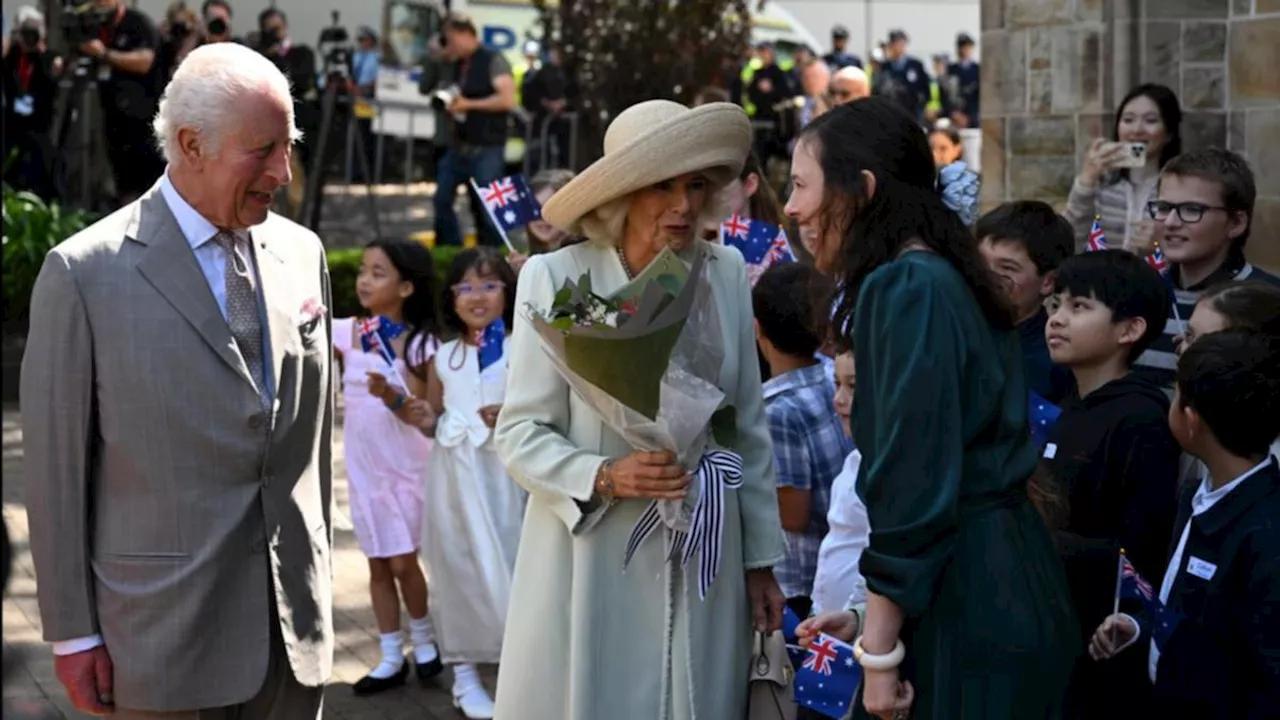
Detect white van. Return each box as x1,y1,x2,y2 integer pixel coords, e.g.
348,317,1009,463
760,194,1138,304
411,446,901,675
372,0,825,142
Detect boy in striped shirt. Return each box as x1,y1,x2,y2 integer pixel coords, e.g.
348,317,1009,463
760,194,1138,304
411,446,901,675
1135,148,1279,387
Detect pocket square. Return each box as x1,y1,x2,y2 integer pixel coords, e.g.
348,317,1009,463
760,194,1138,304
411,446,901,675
298,297,327,324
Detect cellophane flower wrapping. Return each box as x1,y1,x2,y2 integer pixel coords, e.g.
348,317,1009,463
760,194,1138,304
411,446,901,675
528,245,729,534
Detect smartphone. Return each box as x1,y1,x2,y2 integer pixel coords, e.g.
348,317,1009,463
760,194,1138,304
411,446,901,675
1114,142,1148,169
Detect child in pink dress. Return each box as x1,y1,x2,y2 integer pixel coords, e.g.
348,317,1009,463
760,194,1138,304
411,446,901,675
332,238,443,695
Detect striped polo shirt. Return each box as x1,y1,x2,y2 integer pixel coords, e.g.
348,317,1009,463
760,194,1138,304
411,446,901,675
1134,252,1280,388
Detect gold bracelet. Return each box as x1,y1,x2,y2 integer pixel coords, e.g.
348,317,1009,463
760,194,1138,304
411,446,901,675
595,459,615,501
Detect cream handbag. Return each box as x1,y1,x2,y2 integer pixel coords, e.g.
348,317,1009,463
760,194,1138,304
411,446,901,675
747,630,798,720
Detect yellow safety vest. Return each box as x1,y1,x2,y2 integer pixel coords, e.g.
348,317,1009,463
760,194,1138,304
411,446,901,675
740,57,795,117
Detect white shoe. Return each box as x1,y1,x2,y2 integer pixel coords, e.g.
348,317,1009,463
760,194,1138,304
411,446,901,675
452,684,495,720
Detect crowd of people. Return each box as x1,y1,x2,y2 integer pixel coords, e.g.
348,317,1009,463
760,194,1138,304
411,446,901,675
6,7,1280,720
2,0,319,211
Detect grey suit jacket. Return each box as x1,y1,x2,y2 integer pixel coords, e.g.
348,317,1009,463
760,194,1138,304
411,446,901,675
19,181,335,711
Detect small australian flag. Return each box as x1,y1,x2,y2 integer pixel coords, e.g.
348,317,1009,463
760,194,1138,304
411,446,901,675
477,318,506,373
358,316,404,368
720,214,796,286
478,174,542,234
782,607,860,719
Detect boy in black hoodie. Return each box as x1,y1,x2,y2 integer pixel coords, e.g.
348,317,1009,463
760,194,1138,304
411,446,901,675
1042,250,1183,719
1089,329,1280,719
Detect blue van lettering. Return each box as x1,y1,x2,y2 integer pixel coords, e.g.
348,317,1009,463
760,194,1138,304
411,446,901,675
482,26,517,50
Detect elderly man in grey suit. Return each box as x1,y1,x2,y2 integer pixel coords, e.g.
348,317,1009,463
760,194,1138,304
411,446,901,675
20,42,334,718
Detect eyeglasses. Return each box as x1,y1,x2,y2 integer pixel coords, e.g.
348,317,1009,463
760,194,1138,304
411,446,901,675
451,281,505,296
1147,200,1230,224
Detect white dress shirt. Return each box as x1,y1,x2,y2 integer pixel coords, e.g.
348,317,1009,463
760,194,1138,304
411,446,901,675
1121,457,1273,683
52,174,271,657
810,449,868,614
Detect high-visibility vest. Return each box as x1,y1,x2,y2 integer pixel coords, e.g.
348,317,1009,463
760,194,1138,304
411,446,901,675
739,57,795,117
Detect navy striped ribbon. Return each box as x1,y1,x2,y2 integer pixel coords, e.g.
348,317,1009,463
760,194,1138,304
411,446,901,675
623,450,745,599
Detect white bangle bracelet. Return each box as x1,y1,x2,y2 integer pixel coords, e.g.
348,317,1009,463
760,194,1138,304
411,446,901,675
853,636,905,671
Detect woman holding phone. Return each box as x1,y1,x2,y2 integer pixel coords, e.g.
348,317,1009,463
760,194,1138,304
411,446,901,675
1064,83,1182,253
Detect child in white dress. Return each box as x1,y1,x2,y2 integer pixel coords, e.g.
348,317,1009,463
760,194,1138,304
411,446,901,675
332,239,445,695
421,248,526,720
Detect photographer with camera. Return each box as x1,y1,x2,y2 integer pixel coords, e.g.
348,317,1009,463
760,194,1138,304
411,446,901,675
254,8,316,215
4,6,61,199
201,0,236,44
72,0,164,204
156,1,204,89
432,12,516,247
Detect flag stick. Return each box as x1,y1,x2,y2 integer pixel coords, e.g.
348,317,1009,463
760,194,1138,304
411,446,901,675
364,322,411,392
1111,547,1126,649
469,177,519,254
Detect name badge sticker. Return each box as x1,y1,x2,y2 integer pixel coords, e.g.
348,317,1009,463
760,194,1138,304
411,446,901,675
13,95,34,117
1043,443,1057,459
1186,556,1216,581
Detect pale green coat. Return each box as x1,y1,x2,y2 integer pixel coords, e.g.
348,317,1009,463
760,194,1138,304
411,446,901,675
493,240,785,720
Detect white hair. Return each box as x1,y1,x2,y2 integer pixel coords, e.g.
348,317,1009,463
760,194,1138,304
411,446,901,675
15,5,44,32
153,43,302,163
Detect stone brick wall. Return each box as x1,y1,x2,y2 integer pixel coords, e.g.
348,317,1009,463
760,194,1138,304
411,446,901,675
981,0,1280,271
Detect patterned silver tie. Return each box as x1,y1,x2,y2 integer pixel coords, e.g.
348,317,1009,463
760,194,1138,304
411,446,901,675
216,232,268,405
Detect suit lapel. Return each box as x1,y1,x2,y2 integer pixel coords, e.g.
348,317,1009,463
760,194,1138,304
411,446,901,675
254,229,297,400
132,185,258,390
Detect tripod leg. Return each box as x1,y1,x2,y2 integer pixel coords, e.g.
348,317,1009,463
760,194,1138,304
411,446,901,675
300,83,339,230
348,106,382,240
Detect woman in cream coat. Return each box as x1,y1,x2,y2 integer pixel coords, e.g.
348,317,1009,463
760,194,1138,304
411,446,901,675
493,100,787,720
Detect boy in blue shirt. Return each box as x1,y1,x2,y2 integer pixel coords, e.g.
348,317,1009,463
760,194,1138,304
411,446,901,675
752,263,852,602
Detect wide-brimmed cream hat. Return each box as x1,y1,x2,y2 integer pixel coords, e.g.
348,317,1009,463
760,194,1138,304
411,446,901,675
541,100,752,232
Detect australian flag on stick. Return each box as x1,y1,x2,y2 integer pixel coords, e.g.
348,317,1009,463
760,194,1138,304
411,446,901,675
1146,245,1169,274
720,214,796,286
1117,551,1182,653
359,315,411,390
471,174,541,253
782,607,860,719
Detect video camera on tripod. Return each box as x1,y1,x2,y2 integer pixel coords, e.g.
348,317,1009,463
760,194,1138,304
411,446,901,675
317,10,353,79
59,0,114,48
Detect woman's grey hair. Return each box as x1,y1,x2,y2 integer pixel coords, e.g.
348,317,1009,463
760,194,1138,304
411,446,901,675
153,42,302,163
579,177,733,247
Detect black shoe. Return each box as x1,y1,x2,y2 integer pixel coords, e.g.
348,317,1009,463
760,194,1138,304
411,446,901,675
415,655,444,682
353,659,409,696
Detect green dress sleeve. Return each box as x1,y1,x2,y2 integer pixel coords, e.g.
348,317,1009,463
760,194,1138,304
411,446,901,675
853,257,967,618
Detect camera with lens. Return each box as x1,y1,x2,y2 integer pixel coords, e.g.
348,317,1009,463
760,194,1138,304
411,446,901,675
206,16,228,37
430,85,460,112
60,0,114,47
317,11,353,75
18,25,42,50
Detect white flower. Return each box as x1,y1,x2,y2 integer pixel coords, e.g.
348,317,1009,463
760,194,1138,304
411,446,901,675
603,311,619,327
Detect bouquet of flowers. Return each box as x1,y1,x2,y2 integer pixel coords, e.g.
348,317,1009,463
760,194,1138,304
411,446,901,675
528,245,742,598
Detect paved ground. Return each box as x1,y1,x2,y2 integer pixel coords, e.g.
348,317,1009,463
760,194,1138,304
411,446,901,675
1,403,495,719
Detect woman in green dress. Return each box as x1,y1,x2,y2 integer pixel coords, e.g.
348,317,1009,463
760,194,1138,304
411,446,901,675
789,97,1080,719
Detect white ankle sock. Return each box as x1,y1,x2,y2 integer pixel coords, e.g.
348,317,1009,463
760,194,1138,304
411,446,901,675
368,631,405,680
409,615,439,664
452,663,481,695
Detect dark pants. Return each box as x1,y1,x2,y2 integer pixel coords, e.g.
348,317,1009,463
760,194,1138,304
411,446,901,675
433,144,506,247
3,129,56,200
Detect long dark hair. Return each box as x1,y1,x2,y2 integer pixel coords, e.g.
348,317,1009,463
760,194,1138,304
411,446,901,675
801,97,1013,342
1113,83,1182,181
741,151,786,227
441,247,518,337
365,238,441,364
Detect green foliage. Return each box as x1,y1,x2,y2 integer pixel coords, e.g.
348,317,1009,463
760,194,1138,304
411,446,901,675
2,186,95,323
325,243,469,318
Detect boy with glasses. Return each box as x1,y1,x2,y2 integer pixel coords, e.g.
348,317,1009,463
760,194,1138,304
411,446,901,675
1135,148,1280,387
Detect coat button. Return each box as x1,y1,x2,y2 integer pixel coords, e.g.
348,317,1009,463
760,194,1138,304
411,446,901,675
251,538,266,554
248,413,263,430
